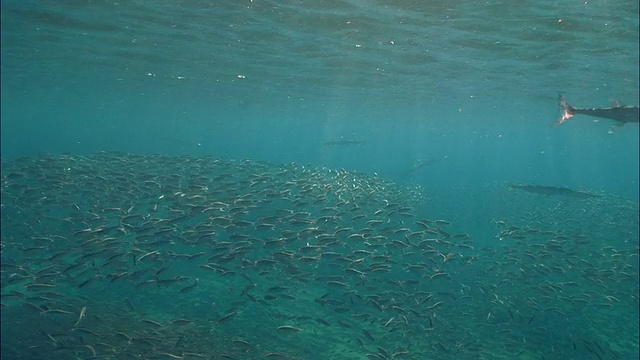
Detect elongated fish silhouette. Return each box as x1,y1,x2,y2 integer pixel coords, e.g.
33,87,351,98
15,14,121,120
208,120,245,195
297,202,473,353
510,184,601,199
553,96,639,128
323,140,366,146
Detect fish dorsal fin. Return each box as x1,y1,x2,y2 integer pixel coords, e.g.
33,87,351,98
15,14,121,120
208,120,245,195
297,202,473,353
613,100,625,108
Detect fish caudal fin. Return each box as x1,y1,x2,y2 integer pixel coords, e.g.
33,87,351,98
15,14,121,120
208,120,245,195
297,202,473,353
553,95,575,127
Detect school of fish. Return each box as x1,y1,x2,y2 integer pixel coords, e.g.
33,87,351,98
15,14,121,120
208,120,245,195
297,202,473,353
1,152,638,360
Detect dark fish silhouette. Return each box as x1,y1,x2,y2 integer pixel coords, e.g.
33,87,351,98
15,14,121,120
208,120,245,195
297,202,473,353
404,158,441,176
553,95,639,128
510,184,601,199
323,140,366,146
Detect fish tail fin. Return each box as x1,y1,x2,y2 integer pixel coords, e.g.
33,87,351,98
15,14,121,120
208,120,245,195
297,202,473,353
553,95,575,127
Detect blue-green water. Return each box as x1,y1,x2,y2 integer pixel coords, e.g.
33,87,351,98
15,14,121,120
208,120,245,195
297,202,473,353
1,1,638,359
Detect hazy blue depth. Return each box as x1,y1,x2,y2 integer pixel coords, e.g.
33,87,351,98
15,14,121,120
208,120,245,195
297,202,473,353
1,1,638,359
1,0,639,199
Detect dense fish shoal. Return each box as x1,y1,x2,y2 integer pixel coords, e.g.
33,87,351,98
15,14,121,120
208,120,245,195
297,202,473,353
1,152,638,360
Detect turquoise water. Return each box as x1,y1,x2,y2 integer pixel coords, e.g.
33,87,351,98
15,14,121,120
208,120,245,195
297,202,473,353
1,1,638,359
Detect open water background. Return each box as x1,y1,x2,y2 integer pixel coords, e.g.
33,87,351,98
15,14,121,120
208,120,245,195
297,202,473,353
1,1,638,359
